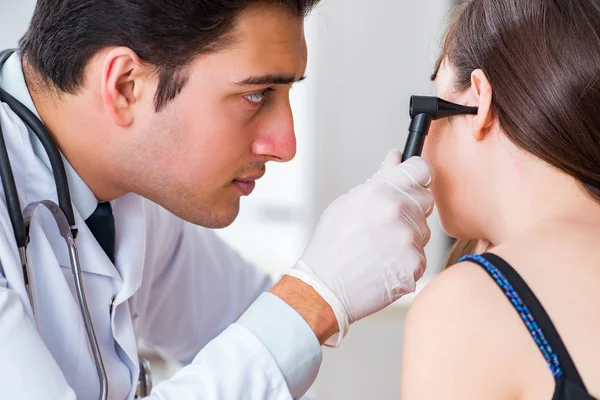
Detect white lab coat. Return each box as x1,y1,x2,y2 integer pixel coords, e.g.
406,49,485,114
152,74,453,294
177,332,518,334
0,97,315,398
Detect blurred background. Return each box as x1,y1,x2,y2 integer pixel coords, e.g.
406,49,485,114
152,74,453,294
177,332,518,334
0,0,457,398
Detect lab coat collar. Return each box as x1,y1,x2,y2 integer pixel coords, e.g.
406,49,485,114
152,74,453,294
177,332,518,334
0,51,148,293
0,51,99,220
0,102,121,282
0,52,121,280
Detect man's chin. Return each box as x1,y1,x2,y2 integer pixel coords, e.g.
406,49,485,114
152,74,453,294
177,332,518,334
189,202,241,229
203,214,238,229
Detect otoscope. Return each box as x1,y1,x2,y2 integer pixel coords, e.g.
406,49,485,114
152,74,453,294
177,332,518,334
401,96,478,162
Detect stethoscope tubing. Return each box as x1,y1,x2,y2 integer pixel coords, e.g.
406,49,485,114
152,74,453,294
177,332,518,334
0,49,107,400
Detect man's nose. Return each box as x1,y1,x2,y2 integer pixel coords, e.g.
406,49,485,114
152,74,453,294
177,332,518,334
252,104,297,163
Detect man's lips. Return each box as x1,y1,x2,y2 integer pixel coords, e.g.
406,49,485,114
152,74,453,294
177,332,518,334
233,180,256,195
233,169,266,196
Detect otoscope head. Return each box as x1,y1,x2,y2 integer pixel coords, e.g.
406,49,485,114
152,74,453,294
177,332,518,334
410,95,478,120
401,96,478,162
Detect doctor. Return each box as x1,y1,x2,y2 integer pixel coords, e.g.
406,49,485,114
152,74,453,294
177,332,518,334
0,0,434,399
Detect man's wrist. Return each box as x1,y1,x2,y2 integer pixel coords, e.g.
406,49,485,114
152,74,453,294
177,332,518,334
270,275,339,344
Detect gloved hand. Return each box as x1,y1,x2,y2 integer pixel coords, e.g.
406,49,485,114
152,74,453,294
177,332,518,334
284,150,434,347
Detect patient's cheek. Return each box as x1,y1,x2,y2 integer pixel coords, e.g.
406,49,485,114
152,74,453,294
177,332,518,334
422,128,437,161
432,190,453,233
423,122,473,236
422,121,449,178
429,173,471,239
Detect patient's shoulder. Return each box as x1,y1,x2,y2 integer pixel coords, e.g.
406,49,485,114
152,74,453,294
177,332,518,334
406,260,514,345
401,260,527,399
412,260,492,310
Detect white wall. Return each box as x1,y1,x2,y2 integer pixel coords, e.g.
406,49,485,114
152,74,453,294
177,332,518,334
0,0,35,49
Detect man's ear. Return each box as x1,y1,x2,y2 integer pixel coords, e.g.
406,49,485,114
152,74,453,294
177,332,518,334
470,69,494,141
101,47,148,127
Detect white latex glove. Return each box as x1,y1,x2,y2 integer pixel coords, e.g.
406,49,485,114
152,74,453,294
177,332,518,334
285,150,434,347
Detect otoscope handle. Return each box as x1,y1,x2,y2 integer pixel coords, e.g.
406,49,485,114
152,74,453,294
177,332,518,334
401,113,431,162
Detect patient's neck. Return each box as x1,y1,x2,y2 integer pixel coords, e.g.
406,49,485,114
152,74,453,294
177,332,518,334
481,151,600,246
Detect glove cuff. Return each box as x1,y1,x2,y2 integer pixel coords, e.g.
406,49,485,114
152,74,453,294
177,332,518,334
284,260,350,348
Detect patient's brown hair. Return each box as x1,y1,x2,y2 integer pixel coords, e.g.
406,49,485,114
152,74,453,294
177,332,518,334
443,239,478,269
434,0,600,267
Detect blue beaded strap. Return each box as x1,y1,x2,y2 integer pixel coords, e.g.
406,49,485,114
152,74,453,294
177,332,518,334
458,253,563,378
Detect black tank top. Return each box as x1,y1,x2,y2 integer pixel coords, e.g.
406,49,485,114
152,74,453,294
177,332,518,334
460,253,596,400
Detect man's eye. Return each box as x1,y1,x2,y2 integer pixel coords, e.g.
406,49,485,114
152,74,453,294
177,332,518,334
244,89,273,105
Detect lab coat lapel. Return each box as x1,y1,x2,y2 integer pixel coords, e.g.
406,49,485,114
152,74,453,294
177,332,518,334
113,193,146,305
109,194,148,397
73,211,122,280
33,189,123,281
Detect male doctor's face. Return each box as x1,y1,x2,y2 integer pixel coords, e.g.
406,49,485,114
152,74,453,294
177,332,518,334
122,5,307,228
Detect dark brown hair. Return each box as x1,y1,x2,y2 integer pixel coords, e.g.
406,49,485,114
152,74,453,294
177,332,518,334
436,0,600,266
435,0,600,200
19,0,319,112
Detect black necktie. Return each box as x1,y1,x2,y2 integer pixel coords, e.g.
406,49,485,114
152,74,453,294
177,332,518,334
85,202,116,263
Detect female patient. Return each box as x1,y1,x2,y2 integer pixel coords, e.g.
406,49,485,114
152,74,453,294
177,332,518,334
401,0,600,399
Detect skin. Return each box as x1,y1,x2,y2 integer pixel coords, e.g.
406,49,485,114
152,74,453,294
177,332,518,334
25,5,337,343
401,60,600,399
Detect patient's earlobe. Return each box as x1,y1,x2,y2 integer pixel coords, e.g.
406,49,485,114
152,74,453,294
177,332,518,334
470,69,494,141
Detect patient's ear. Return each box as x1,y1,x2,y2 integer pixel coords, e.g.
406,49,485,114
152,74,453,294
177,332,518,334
470,69,494,141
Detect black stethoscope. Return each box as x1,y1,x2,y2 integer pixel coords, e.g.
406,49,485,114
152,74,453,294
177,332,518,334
0,48,109,400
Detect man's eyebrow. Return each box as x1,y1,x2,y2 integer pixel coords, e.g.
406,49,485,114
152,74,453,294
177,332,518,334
234,74,306,86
